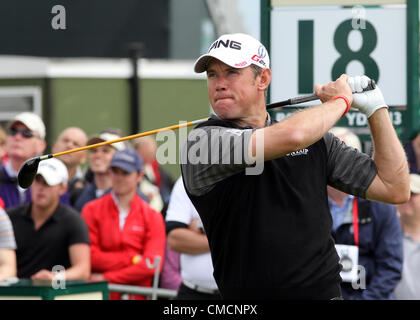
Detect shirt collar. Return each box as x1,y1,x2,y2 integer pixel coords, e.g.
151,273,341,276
210,112,272,128
25,203,64,222
328,194,354,208
5,161,17,178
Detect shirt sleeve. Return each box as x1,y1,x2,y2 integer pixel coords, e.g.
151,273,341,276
0,208,16,250
66,210,90,246
324,132,377,198
181,125,255,196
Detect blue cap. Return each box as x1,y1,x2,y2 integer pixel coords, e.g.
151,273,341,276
110,149,143,173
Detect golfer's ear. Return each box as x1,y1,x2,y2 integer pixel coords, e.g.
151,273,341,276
258,68,271,92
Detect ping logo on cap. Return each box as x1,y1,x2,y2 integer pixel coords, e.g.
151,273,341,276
208,39,242,52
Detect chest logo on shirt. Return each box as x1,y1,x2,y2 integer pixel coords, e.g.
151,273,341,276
286,148,309,157
131,225,144,232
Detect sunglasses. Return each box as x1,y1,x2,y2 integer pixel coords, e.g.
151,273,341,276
8,127,35,138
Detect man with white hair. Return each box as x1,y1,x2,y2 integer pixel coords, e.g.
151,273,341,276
328,127,403,299
7,158,90,280
0,112,46,209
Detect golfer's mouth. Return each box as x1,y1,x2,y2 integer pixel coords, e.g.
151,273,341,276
215,96,233,103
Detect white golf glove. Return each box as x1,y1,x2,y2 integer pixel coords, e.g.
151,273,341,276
347,76,388,118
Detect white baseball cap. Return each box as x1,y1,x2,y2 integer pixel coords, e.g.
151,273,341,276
87,132,126,151
194,33,270,73
36,158,68,186
9,112,46,140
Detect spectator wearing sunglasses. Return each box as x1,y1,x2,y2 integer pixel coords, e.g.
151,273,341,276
0,113,72,210
0,113,47,209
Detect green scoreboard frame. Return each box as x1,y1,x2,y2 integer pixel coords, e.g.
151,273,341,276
261,0,419,144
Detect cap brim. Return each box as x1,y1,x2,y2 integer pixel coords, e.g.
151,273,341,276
35,173,60,186
193,53,251,73
110,163,136,173
87,137,125,151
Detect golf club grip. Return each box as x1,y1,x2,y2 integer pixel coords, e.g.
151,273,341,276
266,79,376,109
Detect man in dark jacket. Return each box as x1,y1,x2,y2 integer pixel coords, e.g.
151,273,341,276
328,127,403,299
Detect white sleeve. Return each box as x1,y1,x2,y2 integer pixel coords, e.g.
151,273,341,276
165,177,199,225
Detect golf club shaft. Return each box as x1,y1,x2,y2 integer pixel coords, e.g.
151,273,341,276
266,79,376,110
51,118,208,159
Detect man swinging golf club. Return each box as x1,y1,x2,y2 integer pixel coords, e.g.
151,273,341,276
180,33,409,299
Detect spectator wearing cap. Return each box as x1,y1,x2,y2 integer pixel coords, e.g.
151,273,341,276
81,149,166,300
0,112,46,209
394,174,420,299
328,127,403,300
52,127,88,207
6,158,90,280
73,131,126,212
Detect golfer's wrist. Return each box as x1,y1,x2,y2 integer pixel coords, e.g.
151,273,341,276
331,95,350,118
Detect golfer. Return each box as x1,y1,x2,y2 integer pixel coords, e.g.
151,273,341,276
180,33,409,299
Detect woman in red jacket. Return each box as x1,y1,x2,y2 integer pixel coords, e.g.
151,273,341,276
81,149,166,300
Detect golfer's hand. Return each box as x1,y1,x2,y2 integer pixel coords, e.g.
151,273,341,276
348,76,387,118
314,74,353,104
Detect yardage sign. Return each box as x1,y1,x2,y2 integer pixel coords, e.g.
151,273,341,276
262,1,419,142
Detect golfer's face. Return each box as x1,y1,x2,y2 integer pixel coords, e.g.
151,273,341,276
206,60,259,120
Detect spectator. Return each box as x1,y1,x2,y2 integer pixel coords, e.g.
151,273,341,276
328,127,403,300
159,243,182,292
7,158,90,280
81,149,166,300
404,131,420,173
0,112,46,209
0,207,17,280
166,177,219,299
394,173,420,299
52,127,88,206
73,131,125,212
0,125,8,165
133,136,175,216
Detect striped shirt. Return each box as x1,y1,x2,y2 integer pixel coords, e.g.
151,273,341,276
0,208,16,249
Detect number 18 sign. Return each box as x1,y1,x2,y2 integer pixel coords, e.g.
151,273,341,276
266,3,418,141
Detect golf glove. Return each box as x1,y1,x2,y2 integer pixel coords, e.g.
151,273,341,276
347,76,388,118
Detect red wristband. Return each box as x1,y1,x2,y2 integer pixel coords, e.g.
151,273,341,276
331,95,350,117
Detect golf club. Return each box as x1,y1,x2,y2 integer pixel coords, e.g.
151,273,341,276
18,79,376,189
18,118,208,189
266,79,376,109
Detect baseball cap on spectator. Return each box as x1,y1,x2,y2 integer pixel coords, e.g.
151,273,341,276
110,149,143,173
9,112,46,140
329,127,362,152
194,33,270,73
409,174,420,194
87,132,126,151
36,158,68,186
